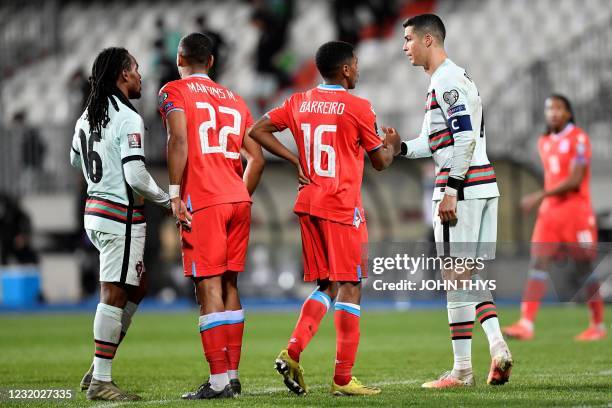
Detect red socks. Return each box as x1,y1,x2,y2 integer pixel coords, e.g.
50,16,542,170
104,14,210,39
225,310,245,372
199,310,246,376
287,291,331,362
521,270,549,323
199,313,229,375
585,281,604,326
333,302,361,386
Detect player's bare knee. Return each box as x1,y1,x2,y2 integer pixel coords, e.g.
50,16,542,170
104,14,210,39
100,282,128,308
317,279,337,300
126,272,148,303
532,256,551,272
336,281,361,304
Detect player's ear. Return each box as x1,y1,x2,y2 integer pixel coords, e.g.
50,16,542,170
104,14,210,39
424,33,433,47
207,54,215,71
341,63,350,79
120,67,130,83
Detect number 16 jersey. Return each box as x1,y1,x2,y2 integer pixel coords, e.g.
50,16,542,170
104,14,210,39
71,96,147,237
158,73,253,213
266,84,383,226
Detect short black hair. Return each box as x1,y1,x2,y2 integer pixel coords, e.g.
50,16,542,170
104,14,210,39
179,32,214,66
403,14,446,43
315,41,354,80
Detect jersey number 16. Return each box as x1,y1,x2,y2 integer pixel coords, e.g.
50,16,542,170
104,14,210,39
301,123,337,178
79,129,103,183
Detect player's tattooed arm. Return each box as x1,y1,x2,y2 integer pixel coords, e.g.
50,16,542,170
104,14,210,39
241,129,265,195
165,110,192,228
249,117,310,186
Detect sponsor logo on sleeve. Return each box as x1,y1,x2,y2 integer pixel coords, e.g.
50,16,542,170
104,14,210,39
443,89,459,107
447,104,466,116
158,92,168,109
128,133,142,149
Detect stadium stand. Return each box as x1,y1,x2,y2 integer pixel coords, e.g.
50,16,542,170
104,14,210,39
1,0,611,302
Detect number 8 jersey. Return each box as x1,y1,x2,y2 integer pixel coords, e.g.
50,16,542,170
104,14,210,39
158,73,253,212
266,84,383,225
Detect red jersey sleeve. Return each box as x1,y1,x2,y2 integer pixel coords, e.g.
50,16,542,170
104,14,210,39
266,97,293,131
573,131,591,165
355,102,383,152
158,82,186,123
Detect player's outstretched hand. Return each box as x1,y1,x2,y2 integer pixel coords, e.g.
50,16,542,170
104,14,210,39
381,126,402,155
521,191,544,213
171,197,192,231
438,193,458,223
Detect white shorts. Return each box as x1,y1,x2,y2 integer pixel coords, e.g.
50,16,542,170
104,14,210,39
86,229,145,286
432,197,498,260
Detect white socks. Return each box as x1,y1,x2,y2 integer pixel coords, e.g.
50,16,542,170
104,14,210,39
475,301,507,355
93,303,123,382
209,373,230,392
448,302,476,375
121,301,139,335
90,301,139,368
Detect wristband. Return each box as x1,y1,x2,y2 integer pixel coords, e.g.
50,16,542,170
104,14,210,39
169,185,180,199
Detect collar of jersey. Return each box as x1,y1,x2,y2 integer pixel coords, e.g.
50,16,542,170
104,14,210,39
431,58,453,81
551,123,575,139
317,84,346,91
188,73,211,80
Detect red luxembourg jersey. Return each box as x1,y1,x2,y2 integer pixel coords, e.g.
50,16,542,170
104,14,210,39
267,84,383,225
538,124,592,208
159,73,253,212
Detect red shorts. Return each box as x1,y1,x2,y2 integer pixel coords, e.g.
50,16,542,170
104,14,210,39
531,204,597,260
181,202,251,278
298,214,368,282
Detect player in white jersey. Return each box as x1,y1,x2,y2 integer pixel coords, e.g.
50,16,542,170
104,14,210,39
70,48,171,401
388,14,512,388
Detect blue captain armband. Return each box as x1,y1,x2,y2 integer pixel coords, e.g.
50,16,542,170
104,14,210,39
448,115,472,134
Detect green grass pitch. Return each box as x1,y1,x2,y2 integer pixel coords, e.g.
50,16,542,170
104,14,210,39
1,306,611,407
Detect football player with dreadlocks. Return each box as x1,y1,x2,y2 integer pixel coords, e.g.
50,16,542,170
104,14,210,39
70,47,171,401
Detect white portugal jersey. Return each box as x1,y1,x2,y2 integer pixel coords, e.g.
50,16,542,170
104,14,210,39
71,96,147,237
402,59,500,201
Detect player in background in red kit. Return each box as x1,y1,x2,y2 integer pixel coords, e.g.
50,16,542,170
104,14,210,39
160,33,265,399
250,41,401,396
503,95,605,341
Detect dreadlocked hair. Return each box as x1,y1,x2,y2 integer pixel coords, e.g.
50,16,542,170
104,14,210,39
86,47,136,134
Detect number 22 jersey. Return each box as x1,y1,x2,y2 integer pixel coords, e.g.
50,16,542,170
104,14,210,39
266,84,383,225
158,73,253,212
